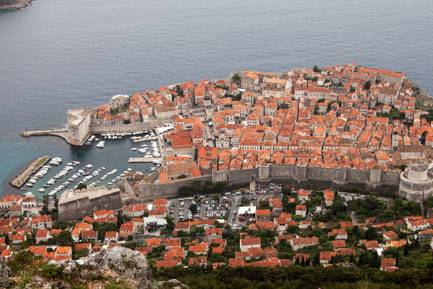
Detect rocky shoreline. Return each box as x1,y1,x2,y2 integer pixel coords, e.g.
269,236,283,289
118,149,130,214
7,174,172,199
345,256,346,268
0,0,32,10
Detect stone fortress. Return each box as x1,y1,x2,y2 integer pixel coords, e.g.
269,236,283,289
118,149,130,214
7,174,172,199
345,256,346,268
399,161,433,201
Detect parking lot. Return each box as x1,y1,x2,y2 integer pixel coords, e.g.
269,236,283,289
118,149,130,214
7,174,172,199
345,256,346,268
167,183,283,226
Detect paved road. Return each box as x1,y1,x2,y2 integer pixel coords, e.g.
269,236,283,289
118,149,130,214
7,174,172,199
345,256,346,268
228,196,241,226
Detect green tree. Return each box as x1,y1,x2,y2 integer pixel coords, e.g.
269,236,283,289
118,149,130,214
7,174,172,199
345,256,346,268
365,227,378,240
189,204,198,215
231,73,241,85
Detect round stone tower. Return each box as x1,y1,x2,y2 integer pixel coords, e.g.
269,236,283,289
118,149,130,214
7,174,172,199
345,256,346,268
399,161,433,201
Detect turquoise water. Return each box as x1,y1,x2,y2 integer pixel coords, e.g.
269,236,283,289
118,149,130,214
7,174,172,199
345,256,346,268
1,0,433,194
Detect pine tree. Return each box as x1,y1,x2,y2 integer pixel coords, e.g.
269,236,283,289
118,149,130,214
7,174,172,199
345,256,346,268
312,253,320,266
350,254,355,264
403,243,409,256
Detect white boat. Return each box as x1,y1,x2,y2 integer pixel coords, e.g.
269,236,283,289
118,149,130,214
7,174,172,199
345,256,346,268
131,147,138,151
38,188,45,193
85,164,93,169
96,141,105,148
49,157,62,166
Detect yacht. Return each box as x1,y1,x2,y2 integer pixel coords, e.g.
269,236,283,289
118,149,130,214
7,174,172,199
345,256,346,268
49,157,62,166
96,141,105,148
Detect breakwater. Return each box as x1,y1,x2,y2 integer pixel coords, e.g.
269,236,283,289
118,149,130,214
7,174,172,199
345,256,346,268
9,156,50,188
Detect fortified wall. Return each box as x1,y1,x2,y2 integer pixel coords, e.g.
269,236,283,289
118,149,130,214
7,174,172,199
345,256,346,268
125,164,400,201
123,175,212,202
58,186,122,221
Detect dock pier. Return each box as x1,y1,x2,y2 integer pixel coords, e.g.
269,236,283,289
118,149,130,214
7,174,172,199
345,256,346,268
21,128,69,141
128,156,162,163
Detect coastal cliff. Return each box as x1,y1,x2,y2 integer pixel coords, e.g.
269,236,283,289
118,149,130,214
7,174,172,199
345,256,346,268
0,0,32,10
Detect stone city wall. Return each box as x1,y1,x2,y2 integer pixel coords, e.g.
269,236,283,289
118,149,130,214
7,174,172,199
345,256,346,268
90,118,172,134
128,164,401,201
125,175,212,202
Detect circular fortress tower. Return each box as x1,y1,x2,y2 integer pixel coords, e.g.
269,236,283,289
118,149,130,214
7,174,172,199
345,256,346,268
399,161,433,201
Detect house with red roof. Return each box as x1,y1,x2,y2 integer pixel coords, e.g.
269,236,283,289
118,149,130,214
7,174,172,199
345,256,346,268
320,251,337,265
380,258,398,272
155,259,180,269
123,203,147,218
240,236,261,252
81,229,98,242
256,209,272,222
324,190,335,207
332,240,347,249
31,215,53,230
189,242,209,255
328,228,348,240
290,236,319,251
104,231,119,243
119,221,135,239
295,205,307,218
74,243,92,255
35,229,52,244
1,247,12,261
93,210,116,223
297,189,311,202
10,233,26,245
188,256,208,267
205,227,223,240
53,246,72,262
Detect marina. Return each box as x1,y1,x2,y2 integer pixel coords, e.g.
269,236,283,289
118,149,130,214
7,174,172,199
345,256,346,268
8,126,168,198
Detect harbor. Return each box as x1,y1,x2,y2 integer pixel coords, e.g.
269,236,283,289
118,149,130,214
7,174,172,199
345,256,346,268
8,125,169,198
